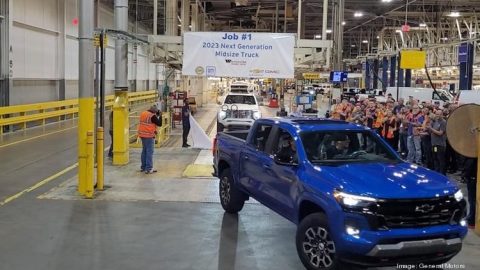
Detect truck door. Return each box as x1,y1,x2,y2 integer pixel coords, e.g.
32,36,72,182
260,128,298,220
239,123,274,201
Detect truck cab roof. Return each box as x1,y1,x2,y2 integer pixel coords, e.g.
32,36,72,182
257,117,368,133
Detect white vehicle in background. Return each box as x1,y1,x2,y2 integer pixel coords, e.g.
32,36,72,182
357,89,387,103
229,81,254,94
456,90,480,105
385,87,453,105
217,93,261,132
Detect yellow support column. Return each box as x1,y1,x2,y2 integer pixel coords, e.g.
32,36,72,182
78,98,95,195
96,127,104,191
85,130,94,198
113,90,129,165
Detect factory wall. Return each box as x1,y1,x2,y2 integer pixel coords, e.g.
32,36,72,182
10,0,159,105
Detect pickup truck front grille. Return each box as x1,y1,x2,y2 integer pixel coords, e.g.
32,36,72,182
225,110,253,119
366,196,466,229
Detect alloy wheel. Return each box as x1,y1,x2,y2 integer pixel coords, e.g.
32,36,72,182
220,176,231,205
302,227,336,269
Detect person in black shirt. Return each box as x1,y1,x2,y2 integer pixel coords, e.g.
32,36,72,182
463,158,477,228
276,135,298,164
182,98,191,148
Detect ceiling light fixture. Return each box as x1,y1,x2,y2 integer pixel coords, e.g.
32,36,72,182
342,21,346,25
419,23,427,27
326,29,332,33
314,34,322,39
448,11,461,17
362,40,369,44
354,12,363,18
381,0,392,2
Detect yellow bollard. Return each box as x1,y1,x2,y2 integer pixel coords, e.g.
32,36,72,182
78,97,95,195
85,130,94,199
96,127,104,191
113,90,129,165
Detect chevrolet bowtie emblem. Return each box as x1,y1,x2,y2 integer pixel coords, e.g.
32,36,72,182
415,204,435,213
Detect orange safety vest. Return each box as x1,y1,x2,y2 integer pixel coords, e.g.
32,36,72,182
138,111,156,138
374,110,385,128
382,117,396,139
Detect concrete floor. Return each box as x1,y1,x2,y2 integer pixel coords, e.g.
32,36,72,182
1,96,480,270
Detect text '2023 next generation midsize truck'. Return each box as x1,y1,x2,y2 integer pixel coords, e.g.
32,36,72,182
213,118,468,270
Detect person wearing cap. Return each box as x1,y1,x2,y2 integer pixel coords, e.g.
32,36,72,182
138,105,162,174
182,98,191,148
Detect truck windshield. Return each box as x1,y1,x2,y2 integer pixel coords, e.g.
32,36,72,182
300,131,399,165
224,95,256,105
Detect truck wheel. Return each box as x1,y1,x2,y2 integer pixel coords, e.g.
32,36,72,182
219,168,245,213
217,121,225,132
296,213,338,270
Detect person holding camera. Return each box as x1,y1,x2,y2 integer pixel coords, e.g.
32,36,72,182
138,105,162,174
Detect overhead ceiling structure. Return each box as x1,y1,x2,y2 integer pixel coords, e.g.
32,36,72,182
116,0,480,65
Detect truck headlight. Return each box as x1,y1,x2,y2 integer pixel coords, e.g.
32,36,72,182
334,191,377,208
218,111,227,120
454,190,463,202
253,111,261,120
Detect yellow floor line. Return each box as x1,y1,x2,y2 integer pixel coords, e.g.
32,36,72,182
0,163,78,206
0,146,111,206
0,126,76,149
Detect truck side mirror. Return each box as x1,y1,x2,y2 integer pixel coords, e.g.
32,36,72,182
274,154,298,166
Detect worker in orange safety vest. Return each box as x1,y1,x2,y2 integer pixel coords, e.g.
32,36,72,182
138,105,162,174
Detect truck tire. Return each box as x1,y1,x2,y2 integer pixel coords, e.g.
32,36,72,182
296,213,338,270
219,168,245,213
217,121,225,132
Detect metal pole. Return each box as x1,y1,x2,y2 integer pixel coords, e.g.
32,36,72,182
322,0,328,41
114,0,128,90
275,3,278,33
336,0,344,70
100,30,105,127
113,0,129,165
284,0,287,32
322,0,329,67
78,0,95,197
297,0,302,39
153,0,157,35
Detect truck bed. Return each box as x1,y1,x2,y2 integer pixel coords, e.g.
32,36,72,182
219,130,249,141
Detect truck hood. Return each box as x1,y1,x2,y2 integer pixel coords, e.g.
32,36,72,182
315,162,458,199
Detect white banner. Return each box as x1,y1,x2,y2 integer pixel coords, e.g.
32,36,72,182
182,32,295,79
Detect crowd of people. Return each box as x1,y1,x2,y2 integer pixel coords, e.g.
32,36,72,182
328,94,456,175
326,93,476,228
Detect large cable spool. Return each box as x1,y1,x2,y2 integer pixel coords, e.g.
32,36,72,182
446,104,480,158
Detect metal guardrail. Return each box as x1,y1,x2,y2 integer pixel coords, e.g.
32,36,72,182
0,90,158,135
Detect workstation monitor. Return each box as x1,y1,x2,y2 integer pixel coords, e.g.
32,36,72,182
329,71,348,83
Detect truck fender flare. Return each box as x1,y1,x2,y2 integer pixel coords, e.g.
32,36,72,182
296,192,336,223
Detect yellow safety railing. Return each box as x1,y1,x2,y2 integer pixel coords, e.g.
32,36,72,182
0,90,158,136
130,112,171,148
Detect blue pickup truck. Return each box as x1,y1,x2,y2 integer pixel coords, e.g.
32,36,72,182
213,118,468,269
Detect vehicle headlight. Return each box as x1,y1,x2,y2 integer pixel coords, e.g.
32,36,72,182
334,191,377,209
454,190,463,202
218,111,227,120
253,111,261,120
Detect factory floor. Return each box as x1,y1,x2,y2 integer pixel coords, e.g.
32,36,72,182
0,97,479,270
